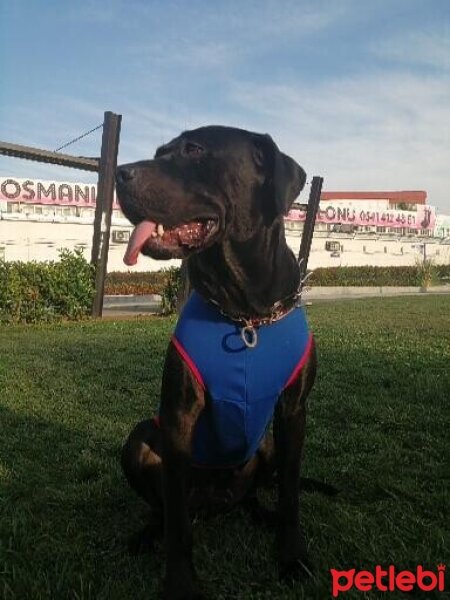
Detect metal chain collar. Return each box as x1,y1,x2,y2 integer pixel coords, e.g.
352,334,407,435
207,260,315,349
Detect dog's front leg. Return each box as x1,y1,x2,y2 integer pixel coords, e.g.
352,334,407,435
160,342,205,600
273,346,316,583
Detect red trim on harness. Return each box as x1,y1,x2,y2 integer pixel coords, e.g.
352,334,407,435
171,335,206,390
283,333,314,389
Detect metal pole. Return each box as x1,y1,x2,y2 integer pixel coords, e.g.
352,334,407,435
0,140,99,171
298,176,323,281
91,111,122,317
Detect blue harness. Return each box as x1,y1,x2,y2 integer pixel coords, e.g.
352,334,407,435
169,292,312,467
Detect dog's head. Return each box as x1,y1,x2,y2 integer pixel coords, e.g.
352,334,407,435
116,126,306,264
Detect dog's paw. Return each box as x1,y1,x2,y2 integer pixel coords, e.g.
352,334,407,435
163,564,207,600
245,498,278,528
279,556,315,585
162,582,207,600
162,592,206,600
127,525,157,555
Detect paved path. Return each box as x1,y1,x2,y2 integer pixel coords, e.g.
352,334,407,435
102,286,450,317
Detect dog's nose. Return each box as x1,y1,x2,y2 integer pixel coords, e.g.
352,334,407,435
116,166,136,185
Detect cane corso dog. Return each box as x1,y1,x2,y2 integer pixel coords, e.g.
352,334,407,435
116,126,317,599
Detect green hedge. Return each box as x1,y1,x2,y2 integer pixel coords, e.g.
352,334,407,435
309,263,450,287
1,258,448,323
0,249,95,324
310,265,418,287
104,264,450,297
104,270,168,295
435,264,450,282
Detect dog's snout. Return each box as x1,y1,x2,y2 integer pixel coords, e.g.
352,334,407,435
116,166,136,185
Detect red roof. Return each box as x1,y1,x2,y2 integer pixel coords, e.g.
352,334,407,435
320,191,427,205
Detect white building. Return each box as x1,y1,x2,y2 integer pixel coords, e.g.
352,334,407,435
1,177,449,270
285,190,450,268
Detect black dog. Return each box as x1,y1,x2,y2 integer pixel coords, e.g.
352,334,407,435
116,126,317,599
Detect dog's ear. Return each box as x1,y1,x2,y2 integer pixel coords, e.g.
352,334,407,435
252,134,307,220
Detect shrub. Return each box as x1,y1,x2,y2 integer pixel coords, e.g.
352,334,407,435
105,268,185,314
0,249,95,324
160,267,183,315
415,260,439,289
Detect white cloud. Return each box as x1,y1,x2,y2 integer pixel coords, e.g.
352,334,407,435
229,71,450,213
372,30,450,72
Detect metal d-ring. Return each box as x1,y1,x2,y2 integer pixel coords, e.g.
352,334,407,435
241,324,258,348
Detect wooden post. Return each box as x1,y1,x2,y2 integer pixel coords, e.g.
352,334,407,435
298,176,323,281
91,111,122,317
176,260,192,314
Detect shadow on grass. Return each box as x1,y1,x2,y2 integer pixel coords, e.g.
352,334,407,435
0,302,449,599
0,403,162,600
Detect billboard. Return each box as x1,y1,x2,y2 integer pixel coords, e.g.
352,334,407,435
0,176,120,209
287,203,436,231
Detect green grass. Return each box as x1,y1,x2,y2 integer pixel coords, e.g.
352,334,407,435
0,296,449,599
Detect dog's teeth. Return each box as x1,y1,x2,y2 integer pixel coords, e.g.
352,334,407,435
157,223,164,237
151,231,158,238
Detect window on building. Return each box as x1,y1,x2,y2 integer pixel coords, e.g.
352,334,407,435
325,241,340,252
377,226,386,233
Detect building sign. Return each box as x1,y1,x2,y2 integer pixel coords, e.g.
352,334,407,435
0,177,437,232
287,203,436,231
0,177,120,209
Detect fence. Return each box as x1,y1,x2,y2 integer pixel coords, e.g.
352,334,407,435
0,111,122,316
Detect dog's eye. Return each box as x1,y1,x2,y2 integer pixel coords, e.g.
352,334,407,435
184,142,204,157
155,148,172,159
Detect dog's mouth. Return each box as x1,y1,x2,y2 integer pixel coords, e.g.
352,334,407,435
124,218,219,265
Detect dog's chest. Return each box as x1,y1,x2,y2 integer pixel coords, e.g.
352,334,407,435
172,292,312,467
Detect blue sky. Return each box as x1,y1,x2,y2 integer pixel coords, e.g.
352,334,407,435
1,0,449,212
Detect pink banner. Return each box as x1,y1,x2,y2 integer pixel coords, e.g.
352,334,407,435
0,177,120,209
286,204,435,231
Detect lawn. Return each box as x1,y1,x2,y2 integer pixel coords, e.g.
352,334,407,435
0,296,449,599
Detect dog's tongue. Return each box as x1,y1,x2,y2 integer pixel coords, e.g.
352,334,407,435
124,221,156,266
